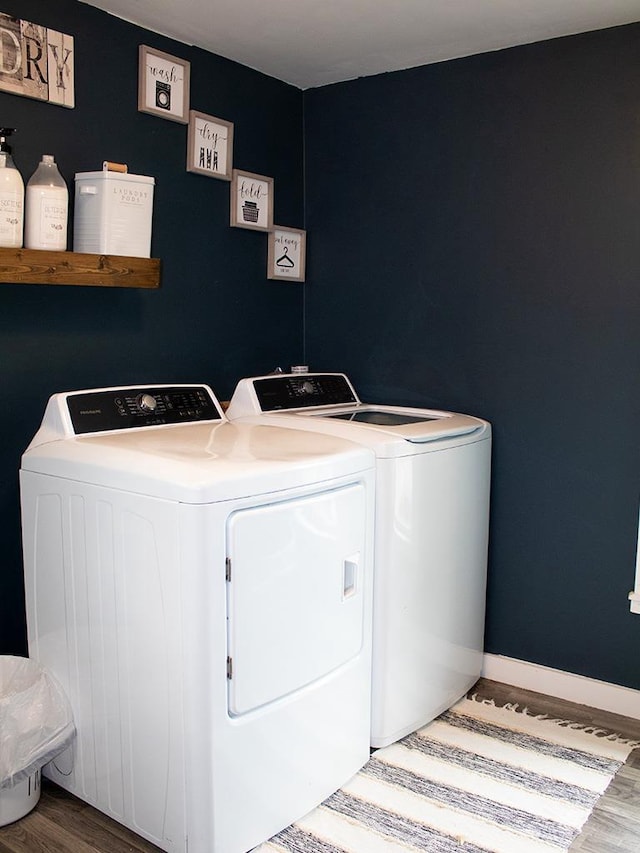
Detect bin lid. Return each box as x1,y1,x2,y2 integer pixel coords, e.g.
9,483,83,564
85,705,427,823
75,170,154,184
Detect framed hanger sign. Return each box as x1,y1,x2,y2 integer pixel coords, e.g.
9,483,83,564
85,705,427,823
267,226,306,282
138,45,190,123
187,110,234,180
230,169,273,231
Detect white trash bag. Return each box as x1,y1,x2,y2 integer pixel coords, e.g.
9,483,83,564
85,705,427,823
0,655,75,789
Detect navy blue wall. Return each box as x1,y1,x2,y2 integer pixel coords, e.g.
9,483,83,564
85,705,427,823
0,0,304,653
303,25,640,688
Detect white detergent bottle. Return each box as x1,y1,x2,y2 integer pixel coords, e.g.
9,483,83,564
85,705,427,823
0,127,25,248
25,154,68,251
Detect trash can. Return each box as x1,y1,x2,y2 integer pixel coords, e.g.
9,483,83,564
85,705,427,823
0,655,75,826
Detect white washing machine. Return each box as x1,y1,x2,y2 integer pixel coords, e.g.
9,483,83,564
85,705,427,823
20,384,375,853
227,372,492,748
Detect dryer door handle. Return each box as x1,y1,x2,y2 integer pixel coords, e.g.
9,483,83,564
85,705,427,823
343,554,359,599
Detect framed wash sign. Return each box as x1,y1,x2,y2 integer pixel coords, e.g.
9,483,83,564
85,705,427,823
187,110,234,180
268,226,306,282
138,45,190,123
230,169,273,231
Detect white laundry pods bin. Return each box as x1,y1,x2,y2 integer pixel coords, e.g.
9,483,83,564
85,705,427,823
73,165,155,257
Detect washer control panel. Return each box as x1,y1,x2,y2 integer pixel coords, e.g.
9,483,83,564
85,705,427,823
67,386,222,434
253,374,357,411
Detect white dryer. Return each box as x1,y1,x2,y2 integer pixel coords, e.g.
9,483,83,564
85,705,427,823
227,373,492,748
20,384,375,853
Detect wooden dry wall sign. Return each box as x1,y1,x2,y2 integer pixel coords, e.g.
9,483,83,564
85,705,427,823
0,12,74,108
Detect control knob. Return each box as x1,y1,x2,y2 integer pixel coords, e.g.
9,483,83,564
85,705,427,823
137,393,157,413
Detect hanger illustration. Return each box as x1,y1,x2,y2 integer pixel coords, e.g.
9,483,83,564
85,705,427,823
275,246,295,267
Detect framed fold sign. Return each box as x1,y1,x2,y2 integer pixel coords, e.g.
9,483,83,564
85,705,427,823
231,169,273,231
138,45,190,123
268,226,306,282
230,169,273,231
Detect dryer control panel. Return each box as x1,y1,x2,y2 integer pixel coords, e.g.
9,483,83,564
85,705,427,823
254,374,357,411
67,385,223,434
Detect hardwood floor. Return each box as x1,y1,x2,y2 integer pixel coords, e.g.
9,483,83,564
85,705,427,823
0,778,163,853
0,678,638,852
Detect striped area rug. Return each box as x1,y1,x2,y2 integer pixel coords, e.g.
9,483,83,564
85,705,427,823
255,695,639,853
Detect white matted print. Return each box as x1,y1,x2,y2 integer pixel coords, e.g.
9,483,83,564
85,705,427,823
138,45,190,124
230,169,273,231
187,110,233,180
268,226,306,282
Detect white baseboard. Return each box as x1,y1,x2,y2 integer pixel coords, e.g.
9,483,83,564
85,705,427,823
482,653,640,721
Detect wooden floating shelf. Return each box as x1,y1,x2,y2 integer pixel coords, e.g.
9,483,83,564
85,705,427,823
0,247,161,289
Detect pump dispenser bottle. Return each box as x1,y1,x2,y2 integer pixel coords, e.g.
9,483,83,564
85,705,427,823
25,154,68,251
0,127,25,248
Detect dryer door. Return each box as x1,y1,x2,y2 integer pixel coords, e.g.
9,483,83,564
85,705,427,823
226,483,365,716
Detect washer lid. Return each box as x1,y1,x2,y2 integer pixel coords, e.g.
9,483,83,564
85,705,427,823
303,404,483,443
324,409,439,426
226,374,491,456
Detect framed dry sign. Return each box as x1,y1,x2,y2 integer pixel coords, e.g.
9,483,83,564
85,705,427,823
138,45,190,124
268,226,306,282
230,169,273,231
187,110,234,180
